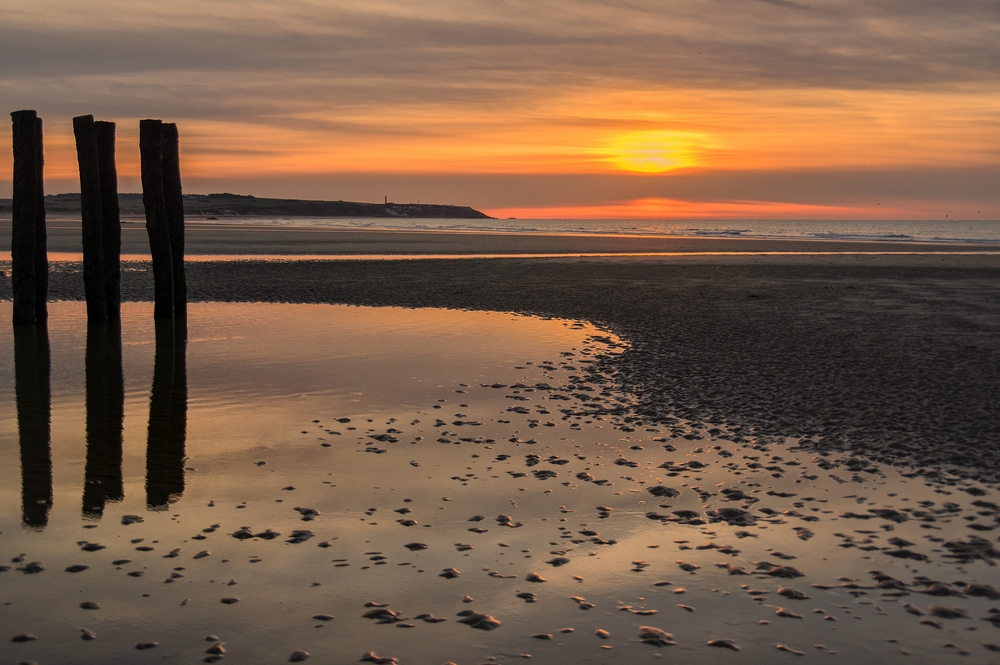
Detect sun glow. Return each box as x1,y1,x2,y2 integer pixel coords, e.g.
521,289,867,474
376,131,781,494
605,131,704,173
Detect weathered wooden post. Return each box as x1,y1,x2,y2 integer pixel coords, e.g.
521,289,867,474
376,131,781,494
139,119,174,318
161,123,186,318
33,117,48,320
95,121,121,318
73,115,108,320
10,110,47,324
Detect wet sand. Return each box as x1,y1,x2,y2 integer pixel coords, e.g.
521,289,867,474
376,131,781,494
2,301,1000,664
2,227,998,479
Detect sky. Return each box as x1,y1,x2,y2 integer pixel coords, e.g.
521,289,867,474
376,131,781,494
2,0,999,219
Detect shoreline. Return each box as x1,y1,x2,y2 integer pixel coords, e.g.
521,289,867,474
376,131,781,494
2,218,999,258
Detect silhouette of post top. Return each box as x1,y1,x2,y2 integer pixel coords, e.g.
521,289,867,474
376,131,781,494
10,110,48,324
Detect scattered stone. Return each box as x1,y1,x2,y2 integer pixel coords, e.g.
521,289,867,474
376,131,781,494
707,638,740,651
456,610,501,630
638,626,675,646
65,565,89,573
778,587,810,600
289,650,310,662
929,604,969,619
363,609,400,624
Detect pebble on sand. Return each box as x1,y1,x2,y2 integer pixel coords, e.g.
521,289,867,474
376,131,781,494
456,610,501,630
638,626,676,646
289,650,310,662
439,568,461,579
707,639,740,651
11,634,37,643
928,605,968,619
220,597,240,604
526,572,547,582
65,565,90,573
80,602,100,610
80,629,97,640
135,642,158,650
777,644,805,656
360,652,398,664
776,607,803,619
777,587,810,600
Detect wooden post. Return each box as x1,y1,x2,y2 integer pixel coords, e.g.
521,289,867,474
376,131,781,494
11,110,41,324
161,123,186,318
33,117,48,321
73,115,107,320
139,119,174,319
95,121,121,318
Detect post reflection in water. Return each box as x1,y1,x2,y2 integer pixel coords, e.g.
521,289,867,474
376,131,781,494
146,317,188,509
83,319,125,518
14,322,52,529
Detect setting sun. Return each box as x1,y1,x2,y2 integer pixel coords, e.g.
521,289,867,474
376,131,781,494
605,130,704,173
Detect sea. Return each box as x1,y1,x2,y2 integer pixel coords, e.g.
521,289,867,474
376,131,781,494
200,217,1000,244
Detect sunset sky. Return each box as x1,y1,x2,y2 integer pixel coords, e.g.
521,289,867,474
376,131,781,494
2,0,998,218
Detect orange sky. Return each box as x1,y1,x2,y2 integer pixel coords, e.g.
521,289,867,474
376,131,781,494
2,0,998,218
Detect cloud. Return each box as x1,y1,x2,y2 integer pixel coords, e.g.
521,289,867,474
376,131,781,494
1,0,997,124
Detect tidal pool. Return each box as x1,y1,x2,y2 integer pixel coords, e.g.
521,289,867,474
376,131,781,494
1,302,998,664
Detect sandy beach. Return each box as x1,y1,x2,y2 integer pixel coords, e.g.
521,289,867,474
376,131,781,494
4,226,1000,663
4,226,998,479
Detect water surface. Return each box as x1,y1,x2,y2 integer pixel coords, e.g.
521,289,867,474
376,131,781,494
1,302,998,664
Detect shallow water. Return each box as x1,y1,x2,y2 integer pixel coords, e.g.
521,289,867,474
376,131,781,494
1,302,999,664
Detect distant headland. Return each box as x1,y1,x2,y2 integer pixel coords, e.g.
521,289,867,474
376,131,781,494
0,192,491,219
